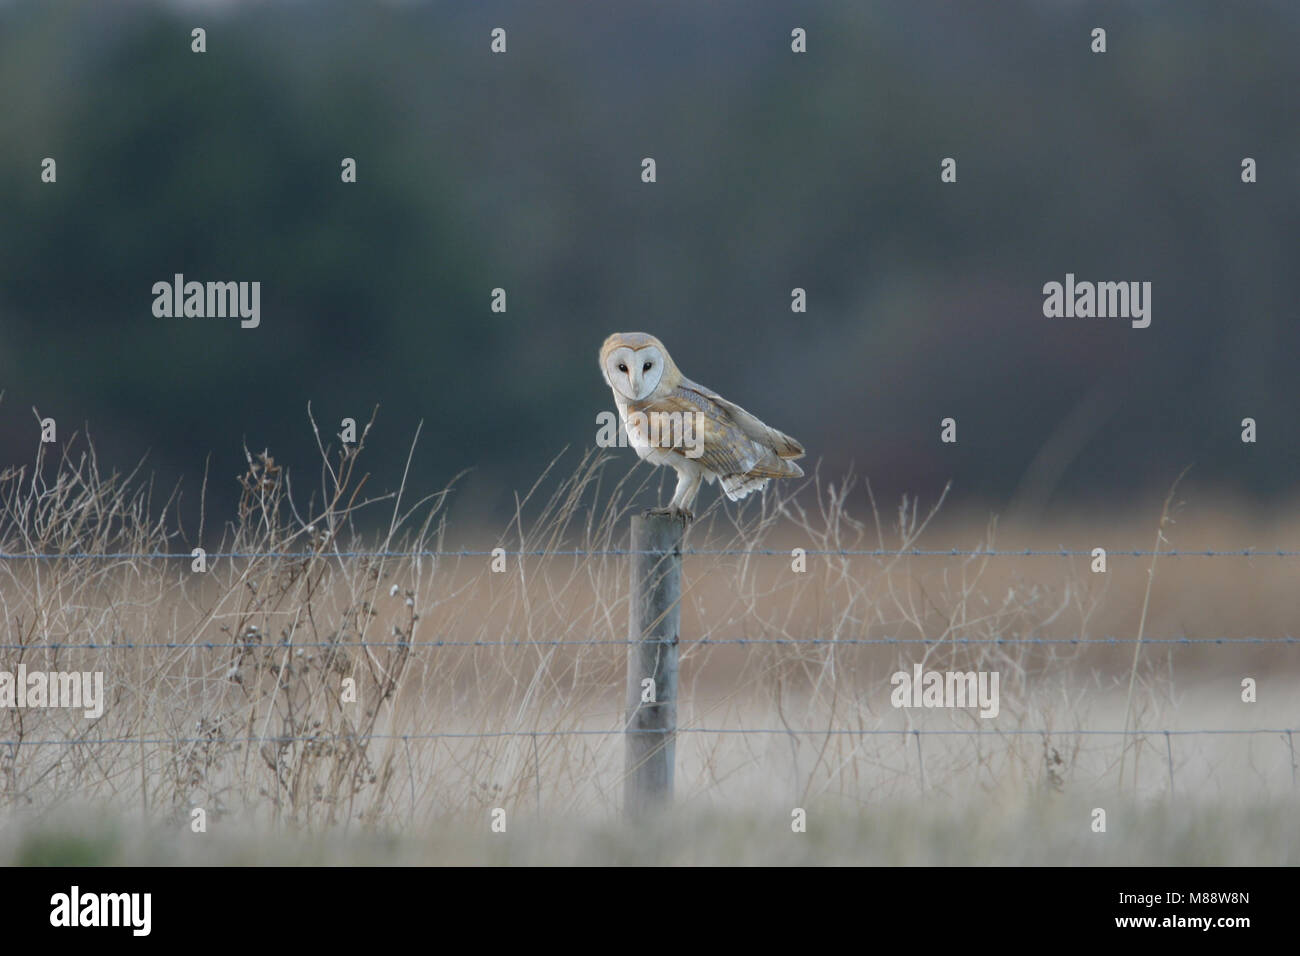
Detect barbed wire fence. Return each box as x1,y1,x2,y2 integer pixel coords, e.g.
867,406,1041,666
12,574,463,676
2,523,1298,817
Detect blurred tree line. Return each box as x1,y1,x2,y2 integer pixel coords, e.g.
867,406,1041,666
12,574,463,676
1,0,1297,536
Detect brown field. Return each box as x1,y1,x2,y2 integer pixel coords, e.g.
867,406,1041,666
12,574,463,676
0,435,1296,864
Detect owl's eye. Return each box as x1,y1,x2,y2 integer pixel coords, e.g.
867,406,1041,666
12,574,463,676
617,363,627,372
643,362,652,372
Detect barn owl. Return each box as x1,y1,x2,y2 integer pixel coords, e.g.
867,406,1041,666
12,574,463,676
600,332,805,521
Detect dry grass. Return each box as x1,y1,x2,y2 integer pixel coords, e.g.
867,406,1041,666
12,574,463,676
0,418,1296,863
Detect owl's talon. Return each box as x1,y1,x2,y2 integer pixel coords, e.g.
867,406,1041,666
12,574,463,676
644,506,694,524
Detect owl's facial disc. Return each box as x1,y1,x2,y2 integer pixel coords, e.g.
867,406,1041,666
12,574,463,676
605,345,665,401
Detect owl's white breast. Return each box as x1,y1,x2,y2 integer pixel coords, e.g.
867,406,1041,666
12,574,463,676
615,401,653,461
615,399,710,477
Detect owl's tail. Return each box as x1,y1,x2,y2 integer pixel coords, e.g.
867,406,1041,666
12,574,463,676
721,456,804,500
720,473,770,501
749,456,805,480
765,427,805,461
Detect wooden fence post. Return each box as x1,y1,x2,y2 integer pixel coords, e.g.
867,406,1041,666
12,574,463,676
624,513,682,817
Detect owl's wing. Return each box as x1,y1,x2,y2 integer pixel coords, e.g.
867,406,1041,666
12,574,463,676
677,378,805,462
635,381,804,481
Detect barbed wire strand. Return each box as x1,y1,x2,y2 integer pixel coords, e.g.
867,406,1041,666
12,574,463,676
3,547,1300,560
3,636,1297,650
2,727,1295,747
